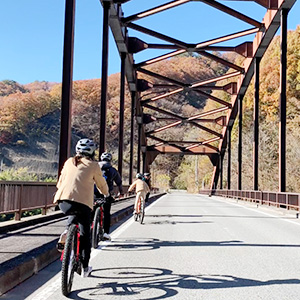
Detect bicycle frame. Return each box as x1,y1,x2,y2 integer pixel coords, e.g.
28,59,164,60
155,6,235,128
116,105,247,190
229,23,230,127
60,225,80,261
91,198,105,248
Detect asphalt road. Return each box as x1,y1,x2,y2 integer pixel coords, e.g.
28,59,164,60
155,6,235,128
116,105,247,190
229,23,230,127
3,192,300,300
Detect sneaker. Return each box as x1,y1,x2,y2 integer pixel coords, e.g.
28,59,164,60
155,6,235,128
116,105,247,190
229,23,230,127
81,266,93,278
57,229,68,252
102,233,111,241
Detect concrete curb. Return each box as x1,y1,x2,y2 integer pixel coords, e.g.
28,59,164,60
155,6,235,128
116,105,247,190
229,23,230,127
0,193,165,296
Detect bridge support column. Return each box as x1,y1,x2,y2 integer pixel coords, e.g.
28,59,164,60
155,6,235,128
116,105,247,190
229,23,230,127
99,1,110,155
279,8,288,192
227,126,231,190
129,92,136,184
253,56,261,191
137,123,141,173
58,0,76,176
238,95,243,190
118,52,126,177
219,154,223,189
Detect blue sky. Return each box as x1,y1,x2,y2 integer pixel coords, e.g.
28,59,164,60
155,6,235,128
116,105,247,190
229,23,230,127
0,0,299,85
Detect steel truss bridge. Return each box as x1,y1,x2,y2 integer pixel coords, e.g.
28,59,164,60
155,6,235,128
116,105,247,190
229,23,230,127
59,0,297,191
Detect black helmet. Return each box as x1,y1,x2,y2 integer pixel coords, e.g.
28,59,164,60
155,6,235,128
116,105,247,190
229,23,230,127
136,173,143,179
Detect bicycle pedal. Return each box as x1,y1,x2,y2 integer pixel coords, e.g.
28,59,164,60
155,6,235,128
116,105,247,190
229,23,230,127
56,243,65,252
76,265,82,275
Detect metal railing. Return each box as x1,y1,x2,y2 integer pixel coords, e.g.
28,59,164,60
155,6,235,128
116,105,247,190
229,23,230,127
199,189,300,212
0,181,159,221
0,181,57,220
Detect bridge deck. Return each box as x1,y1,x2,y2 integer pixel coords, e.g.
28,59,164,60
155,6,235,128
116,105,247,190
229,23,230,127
0,195,164,296
3,192,300,299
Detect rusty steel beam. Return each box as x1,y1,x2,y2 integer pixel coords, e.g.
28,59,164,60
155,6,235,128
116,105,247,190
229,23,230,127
58,0,76,176
196,27,260,49
99,1,110,155
142,71,241,103
126,22,188,48
143,103,183,120
191,71,241,88
122,0,190,23
253,57,260,191
279,8,288,192
211,0,297,190
137,67,185,87
193,90,232,107
134,49,186,68
238,95,243,190
129,92,135,184
118,52,126,177
227,126,232,190
200,0,263,28
147,43,181,50
198,51,244,73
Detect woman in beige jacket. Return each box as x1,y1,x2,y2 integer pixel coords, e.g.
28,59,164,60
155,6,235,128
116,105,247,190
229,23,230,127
54,138,109,278
128,173,150,215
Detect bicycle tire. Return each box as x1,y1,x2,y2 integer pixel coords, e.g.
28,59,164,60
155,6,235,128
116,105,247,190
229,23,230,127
61,224,79,296
139,201,145,224
92,207,103,248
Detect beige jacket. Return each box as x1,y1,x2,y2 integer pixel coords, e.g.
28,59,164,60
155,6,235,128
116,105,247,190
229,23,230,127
128,179,150,193
53,157,109,209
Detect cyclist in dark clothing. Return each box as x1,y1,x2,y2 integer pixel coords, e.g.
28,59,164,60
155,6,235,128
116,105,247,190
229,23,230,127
143,172,151,202
96,152,123,240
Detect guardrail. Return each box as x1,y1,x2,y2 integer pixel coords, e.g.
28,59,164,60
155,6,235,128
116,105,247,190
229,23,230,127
0,181,159,221
199,189,300,212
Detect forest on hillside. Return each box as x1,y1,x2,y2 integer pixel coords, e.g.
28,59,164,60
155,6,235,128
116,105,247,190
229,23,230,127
0,26,299,192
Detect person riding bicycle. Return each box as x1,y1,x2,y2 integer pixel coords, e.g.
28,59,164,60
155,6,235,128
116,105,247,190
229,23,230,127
143,172,151,202
95,151,123,241
128,173,150,215
54,138,109,278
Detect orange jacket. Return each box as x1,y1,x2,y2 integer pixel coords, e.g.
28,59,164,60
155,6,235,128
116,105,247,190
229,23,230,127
54,157,109,209
128,178,150,193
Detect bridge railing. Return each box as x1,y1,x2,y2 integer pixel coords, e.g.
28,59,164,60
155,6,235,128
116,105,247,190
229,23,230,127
199,189,300,212
0,181,159,221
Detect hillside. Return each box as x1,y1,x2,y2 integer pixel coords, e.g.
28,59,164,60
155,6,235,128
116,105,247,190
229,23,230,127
1,25,299,191
0,54,226,183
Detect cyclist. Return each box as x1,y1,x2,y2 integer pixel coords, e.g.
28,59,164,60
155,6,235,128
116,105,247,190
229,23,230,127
54,138,109,278
143,172,151,202
95,152,123,240
128,173,150,215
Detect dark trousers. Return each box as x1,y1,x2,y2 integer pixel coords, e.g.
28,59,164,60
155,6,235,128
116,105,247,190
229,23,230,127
59,200,92,268
103,200,111,234
145,192,150,202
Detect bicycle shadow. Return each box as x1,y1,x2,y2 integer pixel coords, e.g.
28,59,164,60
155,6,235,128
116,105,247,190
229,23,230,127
100,238,300,252
68,266,300,300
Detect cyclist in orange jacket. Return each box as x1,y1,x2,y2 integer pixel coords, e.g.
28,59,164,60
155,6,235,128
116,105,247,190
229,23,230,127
128,173,150,215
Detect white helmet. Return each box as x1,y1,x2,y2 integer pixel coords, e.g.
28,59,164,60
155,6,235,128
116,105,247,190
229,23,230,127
101,152,112,162
136,173,143,179
75,138,96,156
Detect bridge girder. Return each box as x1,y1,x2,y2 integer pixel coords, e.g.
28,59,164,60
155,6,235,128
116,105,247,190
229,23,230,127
99,0,297,184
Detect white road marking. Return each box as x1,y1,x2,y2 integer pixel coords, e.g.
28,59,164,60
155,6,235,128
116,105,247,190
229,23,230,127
214,196,300,227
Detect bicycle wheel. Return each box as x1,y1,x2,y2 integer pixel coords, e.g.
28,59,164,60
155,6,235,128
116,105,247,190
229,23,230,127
61,224,79,296
92,207,103,248
139,201,145,224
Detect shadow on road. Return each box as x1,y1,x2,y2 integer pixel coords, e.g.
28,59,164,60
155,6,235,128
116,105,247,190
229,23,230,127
68,266,300,300
101,237,300,252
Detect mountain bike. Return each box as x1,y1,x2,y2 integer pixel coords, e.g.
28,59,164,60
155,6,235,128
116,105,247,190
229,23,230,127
91,198,105,248
134,197,145,224
60,223,82,296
